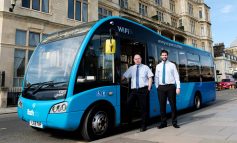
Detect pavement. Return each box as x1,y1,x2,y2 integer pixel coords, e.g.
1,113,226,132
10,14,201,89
1,90,237,143
92,89,237,143
0,107,17,115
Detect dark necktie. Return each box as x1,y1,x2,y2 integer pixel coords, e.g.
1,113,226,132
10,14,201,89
136,65,139,89
162,61,166,84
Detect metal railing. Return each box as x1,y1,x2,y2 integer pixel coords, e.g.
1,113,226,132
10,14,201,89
7,87,22,107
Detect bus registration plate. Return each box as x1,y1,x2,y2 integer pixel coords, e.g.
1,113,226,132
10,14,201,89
29,120,43,128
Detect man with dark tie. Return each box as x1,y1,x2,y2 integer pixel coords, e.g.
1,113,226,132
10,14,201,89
155,50,180,129
122,54,153,132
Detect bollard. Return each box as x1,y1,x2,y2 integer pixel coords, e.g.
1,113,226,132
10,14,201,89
1,71,5,87
0,87,8,108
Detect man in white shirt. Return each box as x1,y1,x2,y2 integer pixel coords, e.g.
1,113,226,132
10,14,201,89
155,50,180,129
122,54,153,132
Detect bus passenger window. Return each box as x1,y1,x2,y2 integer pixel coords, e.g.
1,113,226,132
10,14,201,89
200,55,214,81
178,51,188,82
187,53,200,82
148,42,159,74
168,49,179,71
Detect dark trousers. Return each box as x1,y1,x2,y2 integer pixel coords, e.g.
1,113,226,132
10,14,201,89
127,87,149,127
157,84,177,125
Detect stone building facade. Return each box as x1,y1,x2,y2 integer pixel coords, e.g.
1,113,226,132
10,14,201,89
0,0,212,88
214,43,237,81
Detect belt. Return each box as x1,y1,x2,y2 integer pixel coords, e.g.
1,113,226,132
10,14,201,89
132,86,148,90
159,84,175,86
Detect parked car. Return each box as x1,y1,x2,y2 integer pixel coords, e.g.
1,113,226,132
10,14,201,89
218,79,236,90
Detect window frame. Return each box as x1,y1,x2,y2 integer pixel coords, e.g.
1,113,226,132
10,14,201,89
21,0,49,13
139,3,148,17
68,0,88,22
98,7,112,19
119,0,128,9
15,29,27,46
170,0,175,13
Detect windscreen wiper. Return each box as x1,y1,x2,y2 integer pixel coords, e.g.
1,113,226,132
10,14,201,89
32,81,67,95
22,81,53,96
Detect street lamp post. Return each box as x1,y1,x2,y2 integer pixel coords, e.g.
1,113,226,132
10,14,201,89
9,0,17,12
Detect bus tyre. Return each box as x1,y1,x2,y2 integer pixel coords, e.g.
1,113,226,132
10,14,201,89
81,106,112,141
194,94,201,110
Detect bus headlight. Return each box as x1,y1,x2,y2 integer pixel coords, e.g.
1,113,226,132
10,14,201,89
50,102,68,113
18,99,23,108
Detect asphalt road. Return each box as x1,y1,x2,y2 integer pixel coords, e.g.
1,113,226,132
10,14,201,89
0,89,236,143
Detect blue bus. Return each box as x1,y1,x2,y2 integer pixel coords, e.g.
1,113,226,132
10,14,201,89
17,16,216,141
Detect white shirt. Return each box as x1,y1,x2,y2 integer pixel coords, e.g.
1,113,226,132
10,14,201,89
155,60,180,89
123,64,154,89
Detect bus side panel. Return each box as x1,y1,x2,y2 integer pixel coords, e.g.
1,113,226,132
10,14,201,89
148,82,216,118
149,84,160,117
66,85,120,126
179,83,198,109
198,82,216,103
180,82,216,109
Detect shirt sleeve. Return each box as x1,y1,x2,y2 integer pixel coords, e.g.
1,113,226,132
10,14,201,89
123,66,132,79
146,66,154,78
173,64,180,89
155,65,159,88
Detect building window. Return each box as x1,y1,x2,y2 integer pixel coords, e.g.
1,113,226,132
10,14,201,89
157,11,164,22
179,19,182,27
32,0,40,11
190,19,195,34
139,3,147,16
202,42,205,49
188,3,193,16
199,9,203,18
68,0,88,22
28,50,34,61
207,26,211,37
155,0,162,6
82,0,88,22
22,0,30,8
42,34,48,40
171,17,177,27
170,0,175,12
22,0,49,13
16,30,26,46
201,26,204,36
205,9,209,21
119,0,128,9
13,49,26,87
98,7,112,19
192,39,197,47
29,31,40,47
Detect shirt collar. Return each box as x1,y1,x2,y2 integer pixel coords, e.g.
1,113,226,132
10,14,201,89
135,64,142,67
162,60,169,64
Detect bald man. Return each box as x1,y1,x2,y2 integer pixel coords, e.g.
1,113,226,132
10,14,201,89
122,54,153,132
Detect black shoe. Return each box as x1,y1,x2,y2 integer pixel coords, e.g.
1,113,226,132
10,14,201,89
157,124,167,129
173,124,180,128
140,126,147,132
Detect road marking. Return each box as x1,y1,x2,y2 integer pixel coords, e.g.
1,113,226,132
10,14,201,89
1,128,7,130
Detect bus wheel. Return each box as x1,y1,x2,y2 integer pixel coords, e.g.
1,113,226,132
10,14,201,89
194,93,201,110
81,106,112,141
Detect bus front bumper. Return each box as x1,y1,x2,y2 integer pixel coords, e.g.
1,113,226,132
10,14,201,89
18,107,84,131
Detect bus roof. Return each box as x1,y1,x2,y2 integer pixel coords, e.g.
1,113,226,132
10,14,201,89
41,21,96,44
41,16,211,56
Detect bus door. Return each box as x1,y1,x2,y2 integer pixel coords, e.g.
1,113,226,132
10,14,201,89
119,38,147,123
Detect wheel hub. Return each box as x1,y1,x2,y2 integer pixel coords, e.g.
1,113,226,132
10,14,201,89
92,111,108,135
195,96,200,108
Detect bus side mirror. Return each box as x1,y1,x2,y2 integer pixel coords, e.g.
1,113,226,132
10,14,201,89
105,39,116,54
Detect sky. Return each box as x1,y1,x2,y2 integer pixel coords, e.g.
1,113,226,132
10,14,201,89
205,0,237,48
